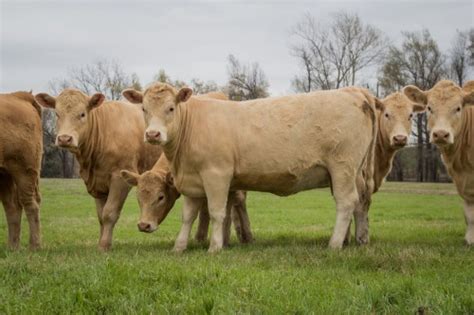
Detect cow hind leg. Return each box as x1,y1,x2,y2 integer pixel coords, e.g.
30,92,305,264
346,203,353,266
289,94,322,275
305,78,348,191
353,198,370,245
99,177,130,251
222,196,233,247
232,191,253,244
15,172,41,250
328,167,359,249
174,197,203,253
464,201,474,245
1,179,22,250
195,203,210,243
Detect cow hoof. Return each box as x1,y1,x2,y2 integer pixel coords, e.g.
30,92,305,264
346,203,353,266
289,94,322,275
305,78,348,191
465,236,474,246
208,246,222,254
328,240,343,250
98,243,111,252
29,243,41,251
172,246,186,254
356,236,369,246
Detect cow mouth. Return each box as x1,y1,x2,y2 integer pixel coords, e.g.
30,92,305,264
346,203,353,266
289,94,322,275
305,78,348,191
432,139,451,146
146,138,162,145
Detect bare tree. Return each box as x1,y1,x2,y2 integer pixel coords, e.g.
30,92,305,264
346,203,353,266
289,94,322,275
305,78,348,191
153,69,219,94
379,29,447,182
291,11,386,92
49,59,141,100
449,29,473,86
226,54,269,100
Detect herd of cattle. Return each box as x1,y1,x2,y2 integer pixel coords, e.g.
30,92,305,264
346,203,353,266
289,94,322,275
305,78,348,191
0,79,472,253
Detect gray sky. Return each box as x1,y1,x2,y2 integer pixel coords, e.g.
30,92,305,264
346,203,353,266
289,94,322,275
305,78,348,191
1,0,472,95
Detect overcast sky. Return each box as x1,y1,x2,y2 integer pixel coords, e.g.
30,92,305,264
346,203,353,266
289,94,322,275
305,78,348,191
1,0,472,96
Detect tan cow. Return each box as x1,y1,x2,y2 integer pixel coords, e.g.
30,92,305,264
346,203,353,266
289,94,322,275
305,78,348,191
0,91,42,249
403,80,474,244
123,83,379,253
342,90,425,244
35,89,162,250
121,154,253,245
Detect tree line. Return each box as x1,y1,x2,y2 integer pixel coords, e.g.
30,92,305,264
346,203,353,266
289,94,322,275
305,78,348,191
41,10,473,181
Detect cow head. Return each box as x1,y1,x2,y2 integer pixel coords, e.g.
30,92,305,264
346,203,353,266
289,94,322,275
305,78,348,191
378,92,425,149
122,83,192,145
120,169,180,233
403,80,474,147
35,89,105,151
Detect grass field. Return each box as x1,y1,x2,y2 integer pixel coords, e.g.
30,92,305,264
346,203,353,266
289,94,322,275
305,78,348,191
0,179,473,314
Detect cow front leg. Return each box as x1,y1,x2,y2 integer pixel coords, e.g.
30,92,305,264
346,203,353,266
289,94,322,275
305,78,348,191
173,197,203,253
464,201,474,245
95,198,106,240
99,176,130,251
195,203,210,243
328,167,359,249
203,174,231,254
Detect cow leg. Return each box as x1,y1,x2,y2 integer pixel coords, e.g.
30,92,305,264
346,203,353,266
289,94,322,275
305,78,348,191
15,171,41,250
353,197,370,245
98,176,130,251
195,203,210,243
174,196,203,253
343,220,352,246
232,191,253,244
202,175,231,254
328,168,359,249
1,179,22,250
222,195,233,247
95,198,106,240
464,201,474,245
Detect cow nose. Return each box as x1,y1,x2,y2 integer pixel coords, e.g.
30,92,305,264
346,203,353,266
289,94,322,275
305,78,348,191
393,135,407,146
57,134,73,146
146,130,161,141
433,130,450,141
137,222,151,232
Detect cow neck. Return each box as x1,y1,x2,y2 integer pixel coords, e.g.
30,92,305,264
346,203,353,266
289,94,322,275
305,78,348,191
75,109,103,190
374,113,397,192
161,102,192,176
439,107,473,172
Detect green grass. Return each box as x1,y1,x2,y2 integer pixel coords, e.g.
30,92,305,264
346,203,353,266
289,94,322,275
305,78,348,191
0,179,473,314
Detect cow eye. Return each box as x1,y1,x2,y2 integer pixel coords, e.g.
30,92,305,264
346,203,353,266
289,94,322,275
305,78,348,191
142,107,146,113
456,107,461,112
80,112,85,118
409,113,413,120
169,107,174,112
427,106,432,112
384,112,389,119
158,195,164,201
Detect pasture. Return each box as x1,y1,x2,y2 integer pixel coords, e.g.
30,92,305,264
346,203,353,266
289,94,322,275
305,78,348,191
1,179,473,314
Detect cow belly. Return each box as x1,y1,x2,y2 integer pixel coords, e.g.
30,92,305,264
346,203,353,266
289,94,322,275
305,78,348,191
231,165,330,196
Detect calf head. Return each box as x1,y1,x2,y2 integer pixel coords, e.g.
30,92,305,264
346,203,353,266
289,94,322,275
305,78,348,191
378,92,425,149
404,80,474,147
120,170,180,233
122,83,192,145
35,89,105,151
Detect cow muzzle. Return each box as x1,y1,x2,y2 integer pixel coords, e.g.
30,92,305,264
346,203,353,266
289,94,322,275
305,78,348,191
137,221,158,233
431,129,451,146
56,134,75,147
145,130,161,144
392,135,408,147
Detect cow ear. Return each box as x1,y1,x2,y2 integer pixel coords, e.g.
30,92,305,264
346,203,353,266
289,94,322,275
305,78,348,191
88,93,105,111
165,172,174,187
403,85,427,106
120,170,139,186
35,93,56,109
374,98,385,111
122,89,143,104
412,103,426,112
463,91,474,107
462,80,474,93
176,88,193,103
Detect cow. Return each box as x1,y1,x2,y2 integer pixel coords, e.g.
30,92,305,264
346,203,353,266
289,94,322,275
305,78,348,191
120,154,254,245
403,80,474,244
0,91,42,250
34,89,162,250
122,82,379,253
342,91,426,244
